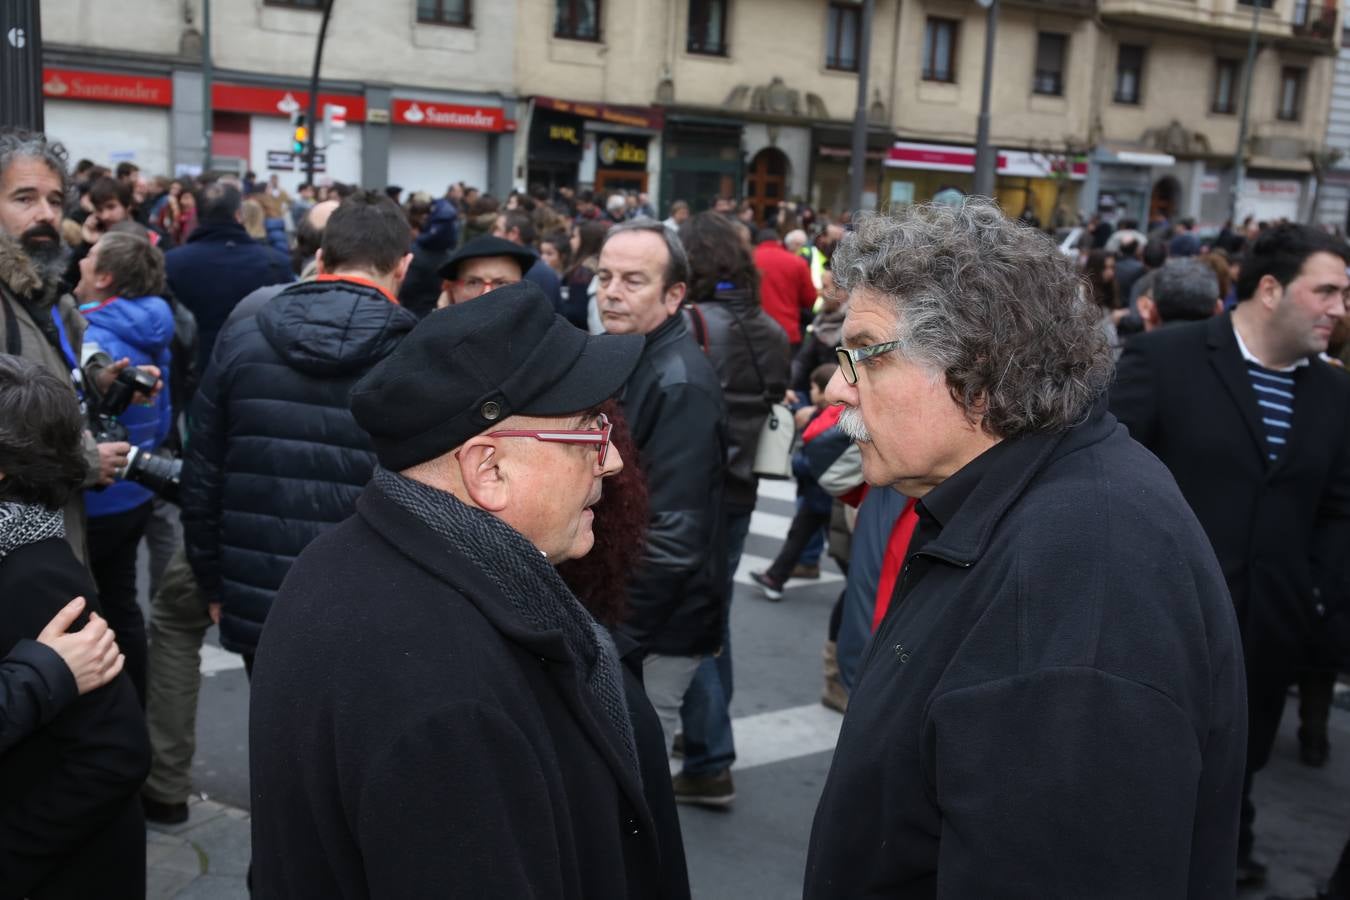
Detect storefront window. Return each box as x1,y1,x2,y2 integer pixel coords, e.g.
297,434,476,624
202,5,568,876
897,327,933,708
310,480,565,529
555,0,601,41
688,0,729,55
417,0,470,26
922,18,958,83
1033,33,1066,96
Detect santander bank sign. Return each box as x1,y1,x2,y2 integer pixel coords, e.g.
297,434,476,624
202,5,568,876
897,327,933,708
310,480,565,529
392,99,510,133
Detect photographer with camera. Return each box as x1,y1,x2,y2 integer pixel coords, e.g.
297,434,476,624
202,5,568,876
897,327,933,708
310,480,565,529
1,128,161,569
73,229,175,705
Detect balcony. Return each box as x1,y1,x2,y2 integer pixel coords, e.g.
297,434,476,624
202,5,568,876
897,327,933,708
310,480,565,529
1098,0,1339,52
1002,0,1095,13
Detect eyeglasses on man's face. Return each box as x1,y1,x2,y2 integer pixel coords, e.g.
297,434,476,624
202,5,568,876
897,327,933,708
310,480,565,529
459,276,521,297
488,413,613,468
835,340,903,385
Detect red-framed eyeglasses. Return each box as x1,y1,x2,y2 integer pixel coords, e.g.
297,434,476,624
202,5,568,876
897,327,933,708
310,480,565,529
488,413,613,467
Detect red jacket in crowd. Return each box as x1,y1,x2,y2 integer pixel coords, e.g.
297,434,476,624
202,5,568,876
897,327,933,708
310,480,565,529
753,240,817,345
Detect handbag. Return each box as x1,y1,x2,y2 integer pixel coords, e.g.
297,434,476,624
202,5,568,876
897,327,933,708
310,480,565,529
683,302,793,480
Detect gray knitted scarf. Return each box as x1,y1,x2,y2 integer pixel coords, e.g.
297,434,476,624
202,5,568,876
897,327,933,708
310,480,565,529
0,502,65,562
374,468,640,780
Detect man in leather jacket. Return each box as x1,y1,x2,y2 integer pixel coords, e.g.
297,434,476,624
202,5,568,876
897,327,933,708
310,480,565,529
596,219,729,755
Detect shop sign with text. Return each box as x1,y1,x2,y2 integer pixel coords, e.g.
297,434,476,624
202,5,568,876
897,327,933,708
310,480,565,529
42,67,172,107
391,100,509,132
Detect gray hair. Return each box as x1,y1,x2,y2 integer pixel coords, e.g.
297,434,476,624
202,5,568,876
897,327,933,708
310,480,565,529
1152,258,1220,324
0,128,70,195
601,217,690,291
833,200,1113,438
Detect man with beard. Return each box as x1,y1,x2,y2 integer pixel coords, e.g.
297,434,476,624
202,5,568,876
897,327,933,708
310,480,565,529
0,128,158,563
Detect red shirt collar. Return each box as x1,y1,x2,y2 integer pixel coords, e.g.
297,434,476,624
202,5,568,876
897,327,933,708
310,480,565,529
314,273,400,305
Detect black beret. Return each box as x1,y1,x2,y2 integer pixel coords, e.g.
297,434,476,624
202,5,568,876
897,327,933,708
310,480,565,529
437,235,538,281
351,281,642,470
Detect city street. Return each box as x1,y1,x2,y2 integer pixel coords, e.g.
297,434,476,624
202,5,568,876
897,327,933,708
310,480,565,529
145,480,1350,899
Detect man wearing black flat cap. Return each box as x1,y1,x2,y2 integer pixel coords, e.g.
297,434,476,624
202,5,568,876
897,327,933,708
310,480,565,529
249,281,674,899
433,234,538,309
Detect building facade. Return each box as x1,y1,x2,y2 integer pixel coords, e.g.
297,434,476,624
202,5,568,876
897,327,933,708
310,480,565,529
40,0,520,197
35,0,1341,227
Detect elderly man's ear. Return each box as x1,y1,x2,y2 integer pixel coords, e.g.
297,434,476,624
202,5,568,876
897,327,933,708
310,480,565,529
456,439,509,513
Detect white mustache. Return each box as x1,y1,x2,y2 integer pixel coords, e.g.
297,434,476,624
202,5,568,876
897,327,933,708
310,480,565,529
837,406,871,443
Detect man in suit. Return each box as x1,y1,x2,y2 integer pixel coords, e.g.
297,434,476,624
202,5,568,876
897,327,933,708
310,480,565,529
1111,223,1350,887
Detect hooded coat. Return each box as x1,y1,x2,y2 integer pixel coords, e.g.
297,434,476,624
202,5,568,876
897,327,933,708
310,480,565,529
0,235,102,562
179,277,418,655
80,294,175,518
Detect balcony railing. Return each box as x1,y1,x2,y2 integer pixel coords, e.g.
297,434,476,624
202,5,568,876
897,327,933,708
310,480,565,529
1291,0,1338,40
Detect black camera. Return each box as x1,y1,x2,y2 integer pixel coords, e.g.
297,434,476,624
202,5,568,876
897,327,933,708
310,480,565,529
90,366,182,505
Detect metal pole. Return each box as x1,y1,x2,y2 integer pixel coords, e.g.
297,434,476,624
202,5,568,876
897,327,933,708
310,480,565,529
304,0,335,187
1231,1,1262,223
201,0,212,174
0,0,45,131
848,0,875,215
973,0,999,198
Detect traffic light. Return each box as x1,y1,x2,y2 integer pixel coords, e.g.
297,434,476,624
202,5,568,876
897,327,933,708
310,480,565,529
291,114,308,156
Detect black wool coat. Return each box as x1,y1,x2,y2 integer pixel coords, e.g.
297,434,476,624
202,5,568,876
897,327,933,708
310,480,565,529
0,538,150,900
804,405,1247,899
179,278,418,655
249,483,669,899
1111,312,1350,674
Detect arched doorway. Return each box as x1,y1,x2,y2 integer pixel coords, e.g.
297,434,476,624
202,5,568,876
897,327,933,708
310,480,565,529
1149,176,1182,226
745,148,789,228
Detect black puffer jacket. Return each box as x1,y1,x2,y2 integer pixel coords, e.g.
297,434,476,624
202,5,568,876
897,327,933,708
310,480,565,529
618,314,728,657
180,278,418,655
684,288,789,512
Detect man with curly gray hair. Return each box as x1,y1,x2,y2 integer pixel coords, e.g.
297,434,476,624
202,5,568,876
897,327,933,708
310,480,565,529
804,200,1246,898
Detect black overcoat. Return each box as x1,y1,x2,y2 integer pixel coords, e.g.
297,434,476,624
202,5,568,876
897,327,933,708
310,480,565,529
249,482,668,899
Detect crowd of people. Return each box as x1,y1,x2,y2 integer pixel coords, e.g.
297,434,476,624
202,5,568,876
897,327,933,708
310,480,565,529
1,121,1348,900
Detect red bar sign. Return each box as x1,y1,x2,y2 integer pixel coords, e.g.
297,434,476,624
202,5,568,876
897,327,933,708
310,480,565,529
212,83,368,121
391,99,507,132
42,67,173,107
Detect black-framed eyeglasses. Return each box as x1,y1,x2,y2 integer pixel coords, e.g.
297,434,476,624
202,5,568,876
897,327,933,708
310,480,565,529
835,341,903,385
488,413,613,467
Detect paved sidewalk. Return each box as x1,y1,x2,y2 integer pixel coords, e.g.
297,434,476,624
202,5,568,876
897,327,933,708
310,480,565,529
147,797,251,899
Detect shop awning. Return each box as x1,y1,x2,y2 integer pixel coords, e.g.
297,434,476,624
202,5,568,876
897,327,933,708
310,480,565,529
886,141,1086,180
1094,148,1177,168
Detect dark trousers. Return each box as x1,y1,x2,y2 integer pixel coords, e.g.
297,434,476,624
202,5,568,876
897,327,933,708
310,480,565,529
1239,667,1294,861
766,506,832,584
87,500,154,705
1298,668,1337,746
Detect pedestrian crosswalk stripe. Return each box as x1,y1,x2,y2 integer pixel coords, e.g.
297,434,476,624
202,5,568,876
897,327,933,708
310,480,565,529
750,509,793,539
734,552,845,590
757,479,799,503
670,702,843,775
201,643,246,675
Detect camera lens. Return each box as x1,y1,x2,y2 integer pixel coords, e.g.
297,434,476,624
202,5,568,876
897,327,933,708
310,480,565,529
122,449,183,505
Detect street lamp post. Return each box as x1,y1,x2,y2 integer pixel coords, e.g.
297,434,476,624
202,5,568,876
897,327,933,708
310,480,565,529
973,0,999,198
1230,0,1262,223
304,0,335,187
848,0,875,216
202,0,212,174
0,0,45,131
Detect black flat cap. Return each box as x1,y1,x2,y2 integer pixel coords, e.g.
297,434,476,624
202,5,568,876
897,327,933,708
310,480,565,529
351,281,642,470
437,235,539,281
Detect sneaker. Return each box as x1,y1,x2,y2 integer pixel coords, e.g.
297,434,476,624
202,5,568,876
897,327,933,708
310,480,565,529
750,571,784,601
142,795,189,825
672,769,735,808
791,564,821,580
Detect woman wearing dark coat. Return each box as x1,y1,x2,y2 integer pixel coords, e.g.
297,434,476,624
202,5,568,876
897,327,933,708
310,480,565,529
557,401,691,900
0,355,151,900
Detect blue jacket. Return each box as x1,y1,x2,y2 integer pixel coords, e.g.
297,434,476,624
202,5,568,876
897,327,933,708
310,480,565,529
165,220,293,372
415,198,459,253
81,294,175,517
263,217,289,258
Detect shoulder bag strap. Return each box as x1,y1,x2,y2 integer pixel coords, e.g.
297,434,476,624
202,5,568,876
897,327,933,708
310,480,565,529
1,291,20,356
722,301,773,402
682,303,711,354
